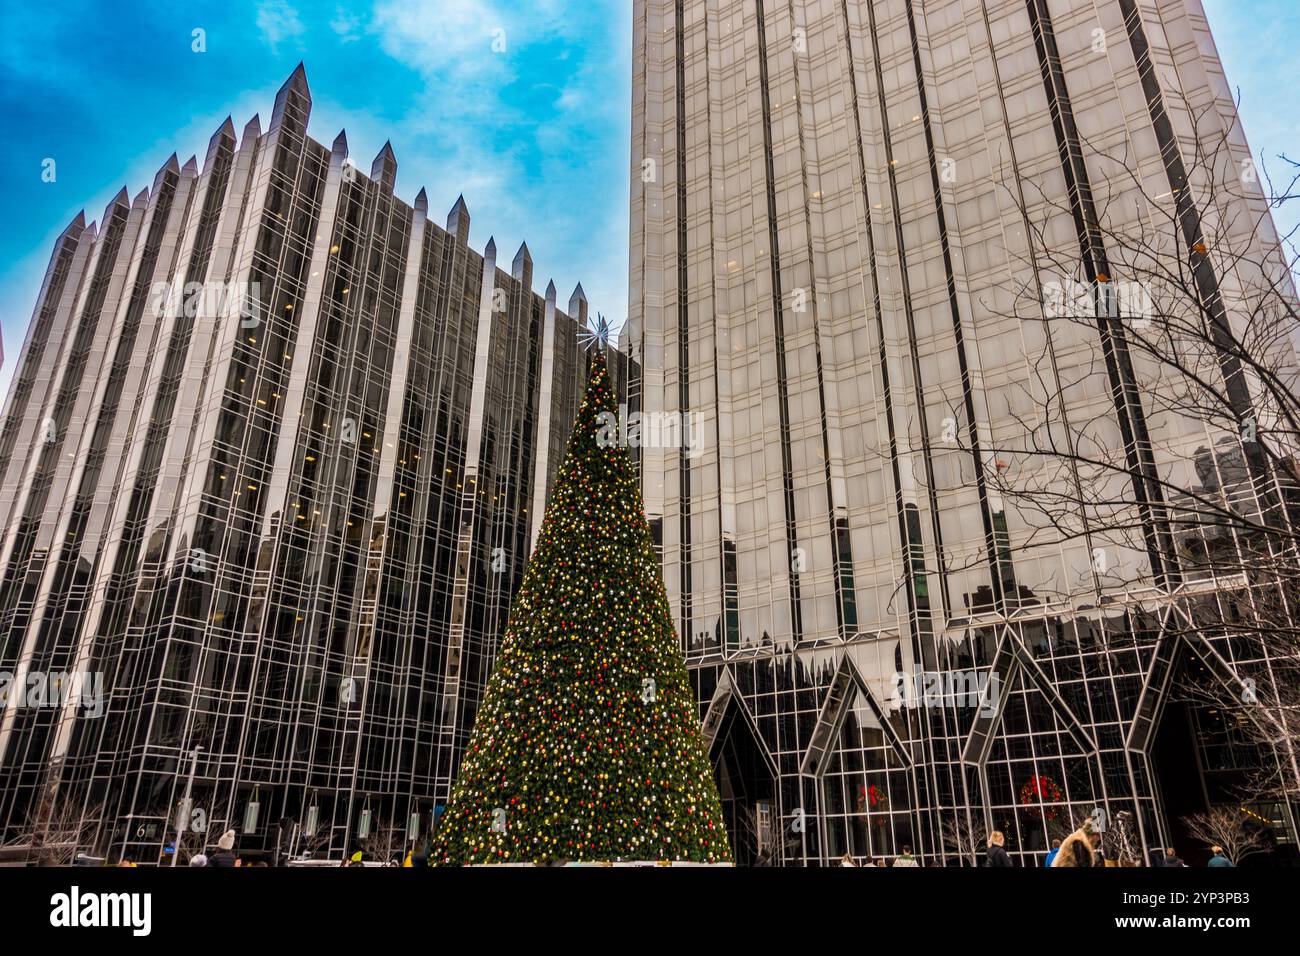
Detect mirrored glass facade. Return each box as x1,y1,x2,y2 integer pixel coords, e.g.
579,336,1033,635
628,0,1299,864
0,65,629,862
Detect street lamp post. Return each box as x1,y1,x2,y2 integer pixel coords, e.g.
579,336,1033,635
170,745,204,868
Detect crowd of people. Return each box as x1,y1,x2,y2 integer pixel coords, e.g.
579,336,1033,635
102,828,429,867
838,818,1241,867
113,818,1242,868
181,829,425,867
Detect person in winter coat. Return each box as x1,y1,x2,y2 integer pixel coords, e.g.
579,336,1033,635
208,829,238,868
1052,818,1097,867
1043,839,1062,867
984,831,1014,867
1159,847,1186,867
1206,846,1233,867
892,845,919,867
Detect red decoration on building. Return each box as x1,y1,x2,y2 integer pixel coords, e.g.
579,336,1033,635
856,783,888,819
1019,774,1063,820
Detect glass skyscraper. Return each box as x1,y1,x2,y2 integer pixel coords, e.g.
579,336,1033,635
627,0,1298,864
2,2,1296,869
0,64,627,862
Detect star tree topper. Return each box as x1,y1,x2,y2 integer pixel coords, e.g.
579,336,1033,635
578,311,613,351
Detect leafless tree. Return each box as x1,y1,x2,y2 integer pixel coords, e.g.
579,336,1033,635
281,828,328,861
915,81,1300,831
939,813,987,867
2,791,103,866
357,818,406,864
1182,808,1270,865
728,804,803,866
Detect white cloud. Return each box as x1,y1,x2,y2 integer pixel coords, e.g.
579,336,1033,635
330,6,363,43
256,0,306,52
315,1,631,326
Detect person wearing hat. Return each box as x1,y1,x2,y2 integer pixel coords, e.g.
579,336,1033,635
209,829,238,868
189,853,209,867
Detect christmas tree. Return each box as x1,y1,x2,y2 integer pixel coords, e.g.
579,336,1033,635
432,349,730,864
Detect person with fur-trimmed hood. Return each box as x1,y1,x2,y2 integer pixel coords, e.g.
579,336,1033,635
1052,818,1098,867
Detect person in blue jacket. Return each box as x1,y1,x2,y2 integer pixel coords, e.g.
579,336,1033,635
1206,846,1234,867
1043,839,1062,867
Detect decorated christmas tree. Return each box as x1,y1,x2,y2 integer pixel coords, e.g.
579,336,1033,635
432,346,730,864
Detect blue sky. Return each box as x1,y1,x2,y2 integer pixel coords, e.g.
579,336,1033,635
0,0,1295,400
0,0,632,397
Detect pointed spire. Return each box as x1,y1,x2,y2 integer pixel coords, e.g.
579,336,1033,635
512,241,532,288
102,187,130,223
447,194,470,245
270,62,312,134
61,210,86,238
484,236,497,261
414,187,428,215
132,187,150,209
569,282,588,326
545,279,557,304
204,116,238,172
208,116,236,150
279,61,309,97
370,139,397,191
332,131,351,184
241,114,262,146
182,155,199,175
152,153,180,191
